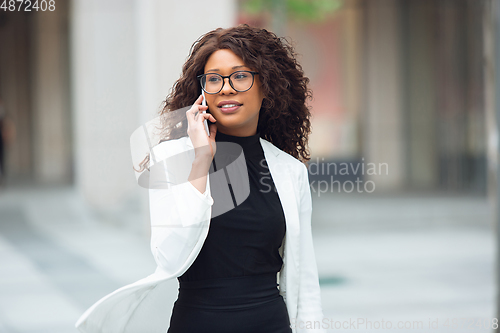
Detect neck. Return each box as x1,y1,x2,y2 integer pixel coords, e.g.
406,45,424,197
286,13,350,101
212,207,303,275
216,127,257,137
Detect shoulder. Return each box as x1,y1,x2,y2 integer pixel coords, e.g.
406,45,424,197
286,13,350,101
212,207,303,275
151,136,191,165
260,137,307,176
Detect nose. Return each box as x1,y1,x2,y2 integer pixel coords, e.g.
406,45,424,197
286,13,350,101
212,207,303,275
220,77,237,95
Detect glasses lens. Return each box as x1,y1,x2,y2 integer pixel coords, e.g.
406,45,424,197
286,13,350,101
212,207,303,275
230,71,253,92
202,74,223,94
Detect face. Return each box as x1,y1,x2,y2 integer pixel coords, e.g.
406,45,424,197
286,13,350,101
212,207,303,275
203,49,264,137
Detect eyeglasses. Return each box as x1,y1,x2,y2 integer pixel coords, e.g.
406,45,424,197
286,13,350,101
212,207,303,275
197,71,259,94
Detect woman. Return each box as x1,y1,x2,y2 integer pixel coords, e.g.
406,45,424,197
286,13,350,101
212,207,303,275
75,24,325,333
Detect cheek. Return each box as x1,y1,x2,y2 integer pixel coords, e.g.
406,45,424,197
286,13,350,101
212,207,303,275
207,99,217,112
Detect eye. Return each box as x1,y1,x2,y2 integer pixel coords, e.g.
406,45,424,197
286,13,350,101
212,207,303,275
206,74,221,82
233,72,249,80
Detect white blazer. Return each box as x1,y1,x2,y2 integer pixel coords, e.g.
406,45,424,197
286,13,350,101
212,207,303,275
75,135,326,333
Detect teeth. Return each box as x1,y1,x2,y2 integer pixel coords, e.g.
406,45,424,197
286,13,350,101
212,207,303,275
221,104,239,108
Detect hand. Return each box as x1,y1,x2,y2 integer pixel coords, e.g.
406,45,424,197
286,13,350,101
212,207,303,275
186,94,217,159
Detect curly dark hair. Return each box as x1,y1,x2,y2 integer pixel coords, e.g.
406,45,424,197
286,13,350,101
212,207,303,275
134,23,313,173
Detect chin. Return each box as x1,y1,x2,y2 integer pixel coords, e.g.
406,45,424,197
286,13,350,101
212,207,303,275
217,121,240,130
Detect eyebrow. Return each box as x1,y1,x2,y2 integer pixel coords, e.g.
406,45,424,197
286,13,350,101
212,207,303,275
206,65,248,72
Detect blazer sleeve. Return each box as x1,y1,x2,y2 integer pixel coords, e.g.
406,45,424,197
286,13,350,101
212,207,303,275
148,140,214,276
296,162,327,332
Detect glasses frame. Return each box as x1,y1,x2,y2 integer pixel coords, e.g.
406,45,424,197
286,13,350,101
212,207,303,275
197,70,259,94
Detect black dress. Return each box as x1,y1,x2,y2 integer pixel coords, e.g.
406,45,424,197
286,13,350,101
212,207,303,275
167,131,292,333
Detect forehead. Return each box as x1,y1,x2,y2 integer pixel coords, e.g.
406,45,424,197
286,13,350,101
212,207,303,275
204,49,249,72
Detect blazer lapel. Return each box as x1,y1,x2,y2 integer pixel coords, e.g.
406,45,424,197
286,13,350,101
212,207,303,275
259,138,300,275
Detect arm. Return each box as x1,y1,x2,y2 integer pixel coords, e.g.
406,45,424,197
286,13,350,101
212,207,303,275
188,155,213,194
296,163,327,332
148,141,214,276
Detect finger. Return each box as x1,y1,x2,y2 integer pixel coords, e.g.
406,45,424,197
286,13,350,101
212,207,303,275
189,104,208,115
194,108,209,120
187,95,204,114
198,112,216,123
193,94,203,106
186,106,195,118
187,105,207,119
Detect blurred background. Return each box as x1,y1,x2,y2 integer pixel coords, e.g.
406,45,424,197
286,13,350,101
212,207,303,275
0,0,496,332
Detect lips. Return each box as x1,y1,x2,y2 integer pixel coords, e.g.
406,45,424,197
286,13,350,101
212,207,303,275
217,100,242,107
219,104,241,113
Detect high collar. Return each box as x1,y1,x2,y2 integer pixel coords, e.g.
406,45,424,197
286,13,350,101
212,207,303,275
215,131,261,149
183,134,280,157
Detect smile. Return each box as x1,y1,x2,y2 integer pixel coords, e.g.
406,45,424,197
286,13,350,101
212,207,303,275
219,105,241,113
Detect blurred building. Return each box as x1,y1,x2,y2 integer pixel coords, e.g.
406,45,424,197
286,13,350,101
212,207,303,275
0,0,236,225
0,0,489,223
239,0,488,193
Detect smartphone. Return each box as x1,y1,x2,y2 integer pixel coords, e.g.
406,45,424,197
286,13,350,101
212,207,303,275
201,90,210,136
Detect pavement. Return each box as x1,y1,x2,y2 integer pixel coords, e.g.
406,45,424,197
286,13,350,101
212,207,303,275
0,185,495,333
